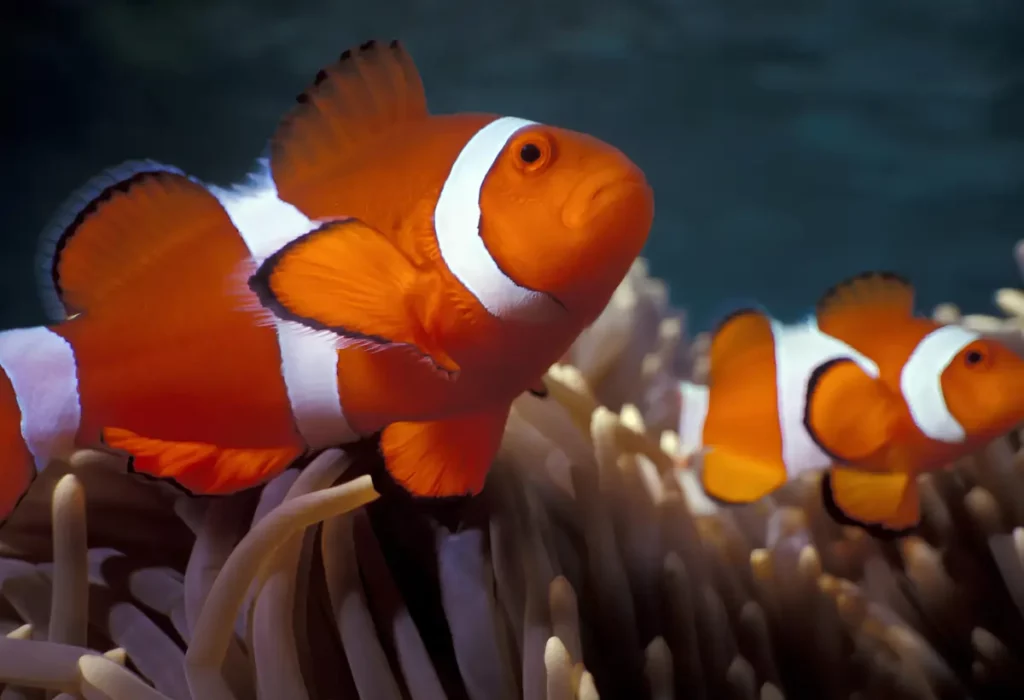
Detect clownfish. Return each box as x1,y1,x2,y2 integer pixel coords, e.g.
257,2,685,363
677,272,1024,537
0,39,653,523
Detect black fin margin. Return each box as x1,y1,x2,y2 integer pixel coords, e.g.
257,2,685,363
820,471,916,541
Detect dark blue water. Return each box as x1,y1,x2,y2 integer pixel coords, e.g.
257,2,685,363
3,0,1023,332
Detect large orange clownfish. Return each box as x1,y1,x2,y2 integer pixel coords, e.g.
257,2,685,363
0,39,653,522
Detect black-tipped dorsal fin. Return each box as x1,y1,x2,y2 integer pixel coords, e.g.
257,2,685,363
270,39,428,203
37,164,236,319
815,272,914,337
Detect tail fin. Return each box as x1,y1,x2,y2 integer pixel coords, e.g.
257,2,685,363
35,160,213,320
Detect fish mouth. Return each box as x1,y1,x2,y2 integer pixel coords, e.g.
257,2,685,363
562,169,650,230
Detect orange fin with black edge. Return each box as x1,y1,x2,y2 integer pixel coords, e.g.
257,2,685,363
248,218,458,378
805,358,903,463
706,308,776,388
271,39,428,204
821,466,919,538
380,406,512,497
103,427,303,496
815,272,915,338
698,447,788,504
0,371,36,527
35,162,240,320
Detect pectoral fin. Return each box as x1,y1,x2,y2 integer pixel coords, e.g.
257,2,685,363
821,466,919,538
805,358,901,463
380,406,512,497
698,447,788,504
249,218,458,379
103,427,303,496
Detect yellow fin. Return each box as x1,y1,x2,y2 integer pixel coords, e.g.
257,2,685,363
698,448,788,504
248,218,458,379
380,407,512,497
103,427,302,496
270,39,428,203
821,466,919,538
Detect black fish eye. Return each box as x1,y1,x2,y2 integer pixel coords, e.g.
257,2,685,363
519,143,542,163
965,349,984,366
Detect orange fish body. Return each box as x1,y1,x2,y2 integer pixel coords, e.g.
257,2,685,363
679,273,1024,538
0,40,653,523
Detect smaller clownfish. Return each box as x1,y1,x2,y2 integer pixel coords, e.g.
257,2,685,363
677,272,1024,537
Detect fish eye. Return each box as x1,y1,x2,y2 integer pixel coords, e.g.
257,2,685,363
964,348,986,367
520,143,541,163
510,132,554,173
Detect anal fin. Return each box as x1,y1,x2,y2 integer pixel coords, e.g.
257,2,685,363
380,406,512,497
698,447,788,504
821,466,919,538
103,427,303,496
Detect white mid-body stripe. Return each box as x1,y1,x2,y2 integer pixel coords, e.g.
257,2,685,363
678,380,709,452
211,169,357,449
674,317,878,476
900,325,979,443
0,327,82,472
433,116,564,323
773,319,880,477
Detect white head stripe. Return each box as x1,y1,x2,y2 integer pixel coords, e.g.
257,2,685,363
900,325,980,443
212,174,358,449
433,116,560,321
0,327,82,471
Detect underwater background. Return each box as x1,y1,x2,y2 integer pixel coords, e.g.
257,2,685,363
3,0,1023,331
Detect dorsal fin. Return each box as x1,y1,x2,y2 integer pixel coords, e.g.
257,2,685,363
707,308,775,387
270,39,428,203
36,160,191,320
36,165,236,318
815,272,914,337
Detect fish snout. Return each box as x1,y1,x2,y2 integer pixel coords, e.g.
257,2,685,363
562,164,652,231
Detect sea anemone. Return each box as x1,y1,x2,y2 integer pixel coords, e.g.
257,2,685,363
2,256,1024,700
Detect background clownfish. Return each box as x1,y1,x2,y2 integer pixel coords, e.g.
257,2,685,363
0,39,653,525
677,272,1024,538
807,272,1024,536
